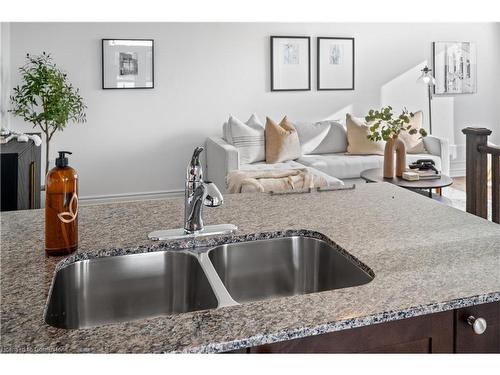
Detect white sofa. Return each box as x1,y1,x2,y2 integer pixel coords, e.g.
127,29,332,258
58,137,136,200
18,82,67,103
206,121,450,193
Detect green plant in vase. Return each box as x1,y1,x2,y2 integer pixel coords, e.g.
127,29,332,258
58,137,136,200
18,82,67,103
365,106,427,178
9,52,86,177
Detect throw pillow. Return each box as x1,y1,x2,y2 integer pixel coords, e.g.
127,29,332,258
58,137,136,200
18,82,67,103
312,120,348,154
226,114,265,164
293,121,331,154
399,111,427,154
265,116,301,163
222,121,230,142
346,113,385,155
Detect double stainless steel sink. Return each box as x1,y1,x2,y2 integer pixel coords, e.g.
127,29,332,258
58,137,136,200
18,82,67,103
45,235,374,329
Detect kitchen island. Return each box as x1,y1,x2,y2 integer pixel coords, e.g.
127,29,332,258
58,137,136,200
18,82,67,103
1,182,499,353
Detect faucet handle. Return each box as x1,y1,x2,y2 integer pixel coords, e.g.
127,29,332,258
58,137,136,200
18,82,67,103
204,182,223,207
190,147,204,165
187,146,204,180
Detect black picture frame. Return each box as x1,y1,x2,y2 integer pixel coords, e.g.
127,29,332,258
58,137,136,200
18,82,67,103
101,39,155,90
270,36,311,91
317,37,355,91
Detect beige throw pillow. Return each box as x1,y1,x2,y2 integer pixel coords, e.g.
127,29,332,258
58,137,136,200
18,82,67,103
399,111,427,154
265,116,301,163
346,113,385,155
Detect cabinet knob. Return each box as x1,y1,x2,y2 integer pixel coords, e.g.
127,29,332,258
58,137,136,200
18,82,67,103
467,316,487,335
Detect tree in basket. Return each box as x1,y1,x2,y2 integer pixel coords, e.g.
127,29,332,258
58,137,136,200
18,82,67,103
365,106,427,178
9,52,86,177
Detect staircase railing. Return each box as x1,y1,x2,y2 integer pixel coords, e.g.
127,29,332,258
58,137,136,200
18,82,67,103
462,127,500,223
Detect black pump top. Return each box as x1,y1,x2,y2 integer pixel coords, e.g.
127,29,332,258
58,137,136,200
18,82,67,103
55,151,72,168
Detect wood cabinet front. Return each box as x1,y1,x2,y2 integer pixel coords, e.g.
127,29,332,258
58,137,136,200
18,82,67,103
454,301,500,353
249,311,454,353
243,301,500,354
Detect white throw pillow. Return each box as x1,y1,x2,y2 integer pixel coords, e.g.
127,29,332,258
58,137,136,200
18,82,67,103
222,121,230,143
226,114,265,164
293,121,331,155
313,121,348,154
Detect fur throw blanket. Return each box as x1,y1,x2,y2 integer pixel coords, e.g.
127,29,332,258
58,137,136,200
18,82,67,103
226,168,328,193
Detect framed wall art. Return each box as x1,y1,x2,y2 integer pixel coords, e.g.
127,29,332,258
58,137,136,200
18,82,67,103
432,41,476,95
102,39,154,89
271,36,311,91
317,37,355,90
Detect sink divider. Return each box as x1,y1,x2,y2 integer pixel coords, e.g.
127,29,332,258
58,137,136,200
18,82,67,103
196,252,239,308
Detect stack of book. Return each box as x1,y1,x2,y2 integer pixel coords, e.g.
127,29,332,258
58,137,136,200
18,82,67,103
402,169,441,181
415,169,441,180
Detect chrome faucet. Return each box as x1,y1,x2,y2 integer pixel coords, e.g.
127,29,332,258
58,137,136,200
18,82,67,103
148,146,237,241
184,147,223,233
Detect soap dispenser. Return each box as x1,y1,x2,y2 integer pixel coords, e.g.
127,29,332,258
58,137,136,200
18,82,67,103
45,151,79,256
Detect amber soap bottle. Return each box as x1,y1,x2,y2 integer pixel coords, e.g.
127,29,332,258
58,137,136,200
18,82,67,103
45,151,79,256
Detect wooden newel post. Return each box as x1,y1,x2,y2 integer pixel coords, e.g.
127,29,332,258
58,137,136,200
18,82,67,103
462,127,492,219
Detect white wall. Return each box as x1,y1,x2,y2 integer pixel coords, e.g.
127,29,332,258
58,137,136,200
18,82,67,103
1,22,10,130
6,22,500,199
495,22,500,146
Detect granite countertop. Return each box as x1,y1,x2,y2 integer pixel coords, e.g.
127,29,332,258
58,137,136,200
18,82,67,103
1,182,499,353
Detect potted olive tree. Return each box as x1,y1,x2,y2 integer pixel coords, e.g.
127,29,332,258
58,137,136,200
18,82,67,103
9,52,86,177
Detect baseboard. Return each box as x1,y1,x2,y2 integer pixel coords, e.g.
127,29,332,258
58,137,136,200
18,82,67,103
450,162,466,177
78,189,184,206
449,143,466,177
